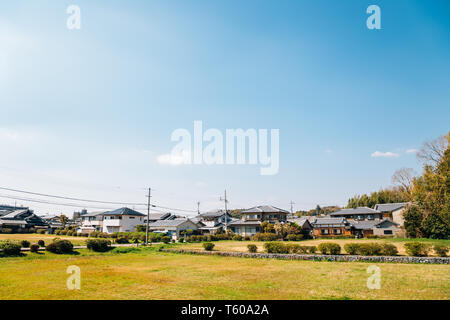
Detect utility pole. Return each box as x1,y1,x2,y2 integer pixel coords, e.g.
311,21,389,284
145,188,152,245
220,190,228,233
289,201,295,215
197,201,200,215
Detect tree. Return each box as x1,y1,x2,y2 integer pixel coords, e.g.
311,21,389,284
392,167,415,199
59,214,69,228
403,205,424,238
417,133,449,170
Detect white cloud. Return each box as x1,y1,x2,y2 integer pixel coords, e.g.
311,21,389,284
406,149,419,154
157,151,191,166
371,151,400,158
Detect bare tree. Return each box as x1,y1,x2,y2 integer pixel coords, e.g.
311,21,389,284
392,168,415,193
416,133,449,169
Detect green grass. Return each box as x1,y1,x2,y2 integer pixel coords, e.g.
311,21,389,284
0,245,448,300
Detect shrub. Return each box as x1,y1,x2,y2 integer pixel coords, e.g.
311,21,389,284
38,240,45,247
1,228,13,234
161,236,171,244
404,242,430,257
30,244,40,253
247,244,257,253
20,240,31,248
232,234,243,241
0,241,21,256
203,242,215,251
433,244,449,257
357,243,382,256
252,233,279,241
381,243,398,256
264,242,285,253
307,246,317,254
59,230,67,235
37,229,46,234
286,234,303,241
244,236,251,241
45,240,73,254
115,237,129,244
344,243,360,255
317,242,341,255
86,239,111,252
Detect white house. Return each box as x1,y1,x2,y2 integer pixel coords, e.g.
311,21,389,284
148,218,199,240
101,207,146,234
374,203,409,227
78,211,106,234
197,210,232,234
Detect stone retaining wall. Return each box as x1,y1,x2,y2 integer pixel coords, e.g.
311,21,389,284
160,248,450,264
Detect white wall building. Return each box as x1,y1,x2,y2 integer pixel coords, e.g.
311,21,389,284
101,207,146,234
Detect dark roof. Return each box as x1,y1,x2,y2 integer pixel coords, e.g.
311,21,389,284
241,205,290,214
200,210,227,218
103,207,146,216
374,203,409,212
313,217,347,227
330,207,380,216
81,211,107,217
148,219,194,227
350,218,399,230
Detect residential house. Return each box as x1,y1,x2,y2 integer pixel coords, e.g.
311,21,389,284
148,218,199,240
101,207,146,234
197,210,232,234
227,205,290,237
329,207,383,221
78,211,107,234
287,216,313,233
350,219,399,238
312,217,353,237
0,207,48,232
143,212,175,224
374,203,409,226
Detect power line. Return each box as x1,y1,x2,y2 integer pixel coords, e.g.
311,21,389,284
0,186,197,213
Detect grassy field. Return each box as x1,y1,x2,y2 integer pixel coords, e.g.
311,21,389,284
180,239,450,256
0,233,91,246
0,246,449,300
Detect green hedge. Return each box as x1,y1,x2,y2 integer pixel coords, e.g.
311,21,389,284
0,241,22,256
45,240,73,254
343,243,398,256
264,242,317,254
404,242,431,257
317,242,341,255
86,239,112,252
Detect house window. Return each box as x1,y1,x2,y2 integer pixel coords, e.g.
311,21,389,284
368,215,374,220
384,230,393,235
129,217,135,219
321,229,329,235
333,229,341,235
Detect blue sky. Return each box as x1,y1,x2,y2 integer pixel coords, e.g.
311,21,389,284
0,0,449,215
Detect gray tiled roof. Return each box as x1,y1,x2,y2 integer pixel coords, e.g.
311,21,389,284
313,217,347,226
81,211,107,217
330,207,380,216
148,219,192,227
200,210,226,218
350,218,399,230
374,203,409,212
103,207,146,217
241,205,290,214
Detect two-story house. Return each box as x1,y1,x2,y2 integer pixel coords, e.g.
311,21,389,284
101,207,146,234
0,206,48,232
198,210,232,234
329,207,383,221
374,202,409,226
78,211,107,234
227,205,290,237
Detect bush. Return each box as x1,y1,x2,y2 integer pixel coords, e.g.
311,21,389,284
404,242,430,257
252,233,279,241
344,243,360,255
161,236,171,244
307,246,317,254
20,240,31,248
285,234,303,241
433,244,449,257
381,243,398,256
264,242,286,253
38,240,45,247
317,242,341,255
0,241,21,256
203,242,215,251
45,240,73,254
115,237,129,244
1,228,13,234
37,229,46,234
30,244,40,253
232,235,243,241
86,239,111,252
247,244,257,253
357,243,382,256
